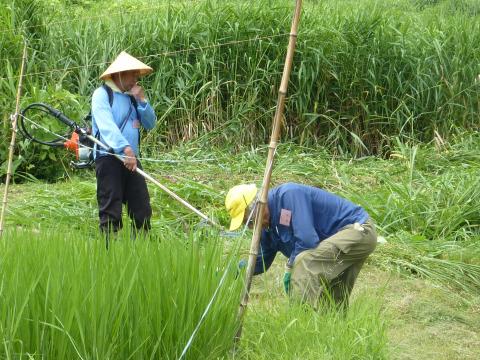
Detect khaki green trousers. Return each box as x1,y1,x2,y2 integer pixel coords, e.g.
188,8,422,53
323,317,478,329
291,220,377,307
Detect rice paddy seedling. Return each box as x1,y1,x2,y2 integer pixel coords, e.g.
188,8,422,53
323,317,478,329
0,226,243,359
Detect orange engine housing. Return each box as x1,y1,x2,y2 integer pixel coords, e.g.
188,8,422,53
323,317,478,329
64,132,80,159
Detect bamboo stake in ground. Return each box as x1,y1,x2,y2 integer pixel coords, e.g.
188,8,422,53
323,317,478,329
0,43,28,236
235,0,302,341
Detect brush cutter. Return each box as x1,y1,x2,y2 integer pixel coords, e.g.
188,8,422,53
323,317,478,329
18,103,220,228
19,103,95,169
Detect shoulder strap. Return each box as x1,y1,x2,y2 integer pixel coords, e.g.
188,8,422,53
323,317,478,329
84,84,113,124
128,95,138,109
102,84,114,107
128,94,141,121
93,85,114,144
96,85,142,155
127,95,142,154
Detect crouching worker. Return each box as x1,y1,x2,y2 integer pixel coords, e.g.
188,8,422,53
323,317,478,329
225,183,377,308
92,51,156,246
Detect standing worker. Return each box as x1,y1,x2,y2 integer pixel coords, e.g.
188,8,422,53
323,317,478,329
225,182,377,308
92,51,156,243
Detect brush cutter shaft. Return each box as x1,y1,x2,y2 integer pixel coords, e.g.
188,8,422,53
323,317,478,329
137,168,218,227
86,134,220,228
18,103,220,228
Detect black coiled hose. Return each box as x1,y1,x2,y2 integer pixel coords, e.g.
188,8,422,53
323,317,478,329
19,103,77,147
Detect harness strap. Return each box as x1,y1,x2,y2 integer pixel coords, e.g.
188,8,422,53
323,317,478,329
95,84,142,157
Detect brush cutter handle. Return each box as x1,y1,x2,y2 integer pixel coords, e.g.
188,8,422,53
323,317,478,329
21,103,78,129
19,103,76,147
48,107,77,128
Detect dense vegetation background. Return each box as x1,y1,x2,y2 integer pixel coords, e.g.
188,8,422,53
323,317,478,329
1,1,479,358
1,0,479,180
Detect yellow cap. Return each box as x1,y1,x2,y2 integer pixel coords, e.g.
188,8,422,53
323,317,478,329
225,184,258,231
100,51,153,80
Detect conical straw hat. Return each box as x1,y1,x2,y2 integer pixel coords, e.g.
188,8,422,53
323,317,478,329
99,51,153,80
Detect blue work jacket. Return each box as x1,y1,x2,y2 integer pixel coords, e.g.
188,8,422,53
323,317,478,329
253,183,369,274
91,86,156,158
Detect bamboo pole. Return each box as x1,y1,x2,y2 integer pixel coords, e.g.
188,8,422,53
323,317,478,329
235,0,302,341
0,42,28,236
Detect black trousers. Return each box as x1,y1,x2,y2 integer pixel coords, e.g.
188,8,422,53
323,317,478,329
95,155,152,233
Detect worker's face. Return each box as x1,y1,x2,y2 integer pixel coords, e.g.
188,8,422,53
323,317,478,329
113,70,140,92
243,205,255,229
243,202,269,229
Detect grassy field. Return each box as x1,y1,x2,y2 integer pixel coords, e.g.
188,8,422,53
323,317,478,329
1,0,480,358
2,139,479,358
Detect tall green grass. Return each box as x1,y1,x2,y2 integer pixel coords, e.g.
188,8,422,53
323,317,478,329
1,0,479,180
0,227,243,359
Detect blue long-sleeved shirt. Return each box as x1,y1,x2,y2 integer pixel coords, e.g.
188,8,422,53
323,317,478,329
91,85,156,158
253,183,369,274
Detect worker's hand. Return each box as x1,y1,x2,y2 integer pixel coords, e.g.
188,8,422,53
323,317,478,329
130,84,146,102
234,259,247,279
283,266,292,294
238,259,247,269
123,146,137,172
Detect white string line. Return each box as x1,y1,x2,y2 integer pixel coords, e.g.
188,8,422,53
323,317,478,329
0,49,60,63
0,31,288,63
0,33,289,82
18,113,216,165
177,147,278,359
177,252,236,360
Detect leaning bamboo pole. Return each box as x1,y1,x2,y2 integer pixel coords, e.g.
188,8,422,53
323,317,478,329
0,43,28,236
235,0,302,340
